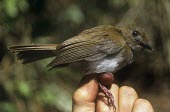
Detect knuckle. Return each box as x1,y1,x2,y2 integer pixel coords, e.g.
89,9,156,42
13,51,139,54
72,89,88,103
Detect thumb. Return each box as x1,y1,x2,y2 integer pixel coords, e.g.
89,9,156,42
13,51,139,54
72,74,99,112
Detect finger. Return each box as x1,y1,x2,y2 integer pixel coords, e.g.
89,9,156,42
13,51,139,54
72,75,99,112
96,84,119,112
119,86,138,112
132,99,154,112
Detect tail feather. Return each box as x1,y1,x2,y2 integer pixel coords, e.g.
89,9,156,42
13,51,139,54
9,44,58,64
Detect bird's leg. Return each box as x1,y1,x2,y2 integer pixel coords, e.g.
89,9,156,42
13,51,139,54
99,83,116,111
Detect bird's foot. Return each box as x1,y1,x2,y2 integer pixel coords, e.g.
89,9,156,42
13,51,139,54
99,83,116,111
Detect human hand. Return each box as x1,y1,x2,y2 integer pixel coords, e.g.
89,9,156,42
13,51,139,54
72,75,154,112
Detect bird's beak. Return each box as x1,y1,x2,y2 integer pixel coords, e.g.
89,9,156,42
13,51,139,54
139,41,153,50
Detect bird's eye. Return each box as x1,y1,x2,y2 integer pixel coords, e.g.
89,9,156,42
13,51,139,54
132,30,140,37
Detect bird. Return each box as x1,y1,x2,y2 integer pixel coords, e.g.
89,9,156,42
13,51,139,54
9,24,152,110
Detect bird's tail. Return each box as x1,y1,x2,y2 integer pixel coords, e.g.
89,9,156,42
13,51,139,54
9,44,58,64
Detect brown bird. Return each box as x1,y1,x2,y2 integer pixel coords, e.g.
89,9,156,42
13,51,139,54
9,25,152,110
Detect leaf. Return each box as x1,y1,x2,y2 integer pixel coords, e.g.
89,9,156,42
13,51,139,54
4,0,18,18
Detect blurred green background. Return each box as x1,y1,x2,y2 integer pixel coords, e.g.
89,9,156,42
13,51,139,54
0,0,170,112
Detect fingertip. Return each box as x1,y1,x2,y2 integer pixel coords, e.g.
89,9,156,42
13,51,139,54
73,75,98,103
72,74,99,112
119,86,138,112
132,99,154,112
110,84,119,91
119,86,138,98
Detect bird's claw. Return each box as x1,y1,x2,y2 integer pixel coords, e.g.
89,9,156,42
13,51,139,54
99,83,116,111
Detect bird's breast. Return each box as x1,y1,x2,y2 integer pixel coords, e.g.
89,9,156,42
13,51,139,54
85,46,133,74
98,58,121,73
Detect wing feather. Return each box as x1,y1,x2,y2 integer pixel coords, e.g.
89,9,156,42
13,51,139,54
48,26,125,69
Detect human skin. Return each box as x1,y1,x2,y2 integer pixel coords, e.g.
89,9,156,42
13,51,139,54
72,75,154,112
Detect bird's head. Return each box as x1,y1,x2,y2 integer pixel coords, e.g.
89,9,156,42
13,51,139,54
120,25,152,51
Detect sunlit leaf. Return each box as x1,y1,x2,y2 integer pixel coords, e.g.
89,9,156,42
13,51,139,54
4,0,18,18
16,81,31,98
59,4,84,24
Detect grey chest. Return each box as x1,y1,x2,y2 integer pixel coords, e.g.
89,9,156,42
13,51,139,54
85,46,133,74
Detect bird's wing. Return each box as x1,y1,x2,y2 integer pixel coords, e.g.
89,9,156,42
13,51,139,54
48,30,125,69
